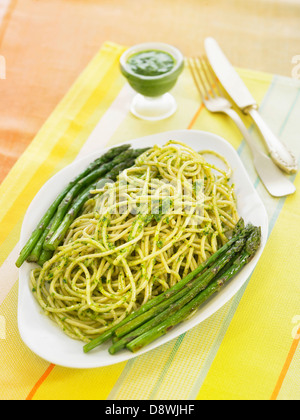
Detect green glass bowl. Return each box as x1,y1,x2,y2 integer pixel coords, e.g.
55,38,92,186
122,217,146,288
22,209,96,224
120,42,184,98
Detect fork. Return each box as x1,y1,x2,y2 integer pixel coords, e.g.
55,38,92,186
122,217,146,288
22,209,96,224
188,56,296,197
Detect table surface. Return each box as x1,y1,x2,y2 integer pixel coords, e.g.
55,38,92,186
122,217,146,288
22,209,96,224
0,0,299,183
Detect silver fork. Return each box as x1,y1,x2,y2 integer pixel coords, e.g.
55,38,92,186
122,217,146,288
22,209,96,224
188,56,296,197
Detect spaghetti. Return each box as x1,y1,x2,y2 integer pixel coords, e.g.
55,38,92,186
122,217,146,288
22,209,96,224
30,141,239,342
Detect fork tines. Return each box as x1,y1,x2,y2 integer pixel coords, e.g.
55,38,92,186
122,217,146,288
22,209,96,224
188,56,224,102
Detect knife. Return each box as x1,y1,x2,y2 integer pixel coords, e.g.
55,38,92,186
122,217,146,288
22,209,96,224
204,37,298,175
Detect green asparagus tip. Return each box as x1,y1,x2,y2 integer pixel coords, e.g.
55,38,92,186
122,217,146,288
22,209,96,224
245,226,262,255
133,147,151,156
231,236,248,254
233,218,245,236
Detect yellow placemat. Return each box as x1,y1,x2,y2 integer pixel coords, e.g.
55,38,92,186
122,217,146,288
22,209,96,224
0,42,299,401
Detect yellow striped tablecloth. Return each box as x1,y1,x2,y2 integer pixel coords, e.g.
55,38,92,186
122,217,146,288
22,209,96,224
0,42,299,401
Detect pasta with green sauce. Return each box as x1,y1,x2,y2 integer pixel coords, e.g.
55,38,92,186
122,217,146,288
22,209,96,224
30,141,239,342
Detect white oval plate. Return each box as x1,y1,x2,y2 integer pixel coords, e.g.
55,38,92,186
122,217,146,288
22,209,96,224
18,130,268,369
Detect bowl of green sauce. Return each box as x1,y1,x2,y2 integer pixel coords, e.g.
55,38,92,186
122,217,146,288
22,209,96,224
120,42,184,121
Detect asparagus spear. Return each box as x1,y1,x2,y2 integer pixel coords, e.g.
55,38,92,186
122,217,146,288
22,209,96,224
83,145,130,172
27,148,148,263
108,232,250,354
43,149,137,249
16,190,71,268
83,219,249,353
15,144,131,268
44,152,148,253
103,148,150,180
126,227,262,353
47,184,96,251
29,149,149,265
26,217,55,262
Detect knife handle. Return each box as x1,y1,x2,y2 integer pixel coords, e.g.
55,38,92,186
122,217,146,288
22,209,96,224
246,107,298,174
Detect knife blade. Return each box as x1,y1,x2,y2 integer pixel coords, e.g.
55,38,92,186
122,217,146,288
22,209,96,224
204,37,298,174
205,37,257,110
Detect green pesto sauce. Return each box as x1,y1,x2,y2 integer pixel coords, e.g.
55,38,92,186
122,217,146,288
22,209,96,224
127,50,175,77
